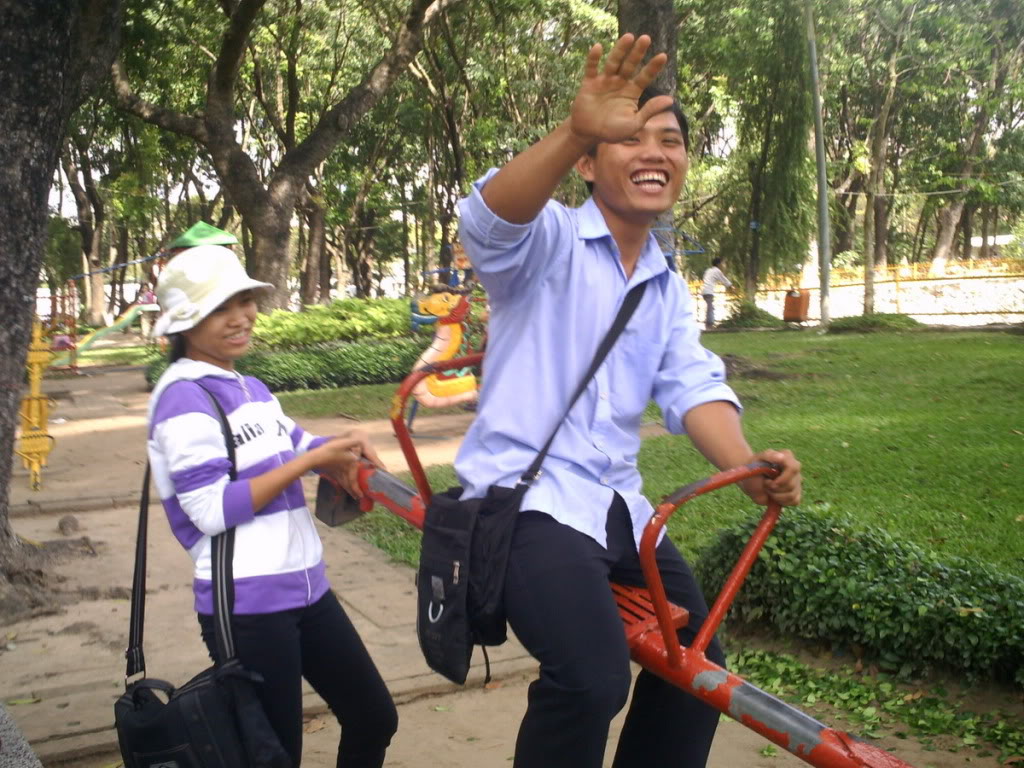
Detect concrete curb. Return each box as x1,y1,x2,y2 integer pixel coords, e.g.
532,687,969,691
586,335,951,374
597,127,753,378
9,495,143,519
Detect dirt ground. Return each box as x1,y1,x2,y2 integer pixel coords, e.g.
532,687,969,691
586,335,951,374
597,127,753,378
2,361,1014,768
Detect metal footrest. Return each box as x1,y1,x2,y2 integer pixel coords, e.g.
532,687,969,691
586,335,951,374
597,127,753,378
611,582,689,645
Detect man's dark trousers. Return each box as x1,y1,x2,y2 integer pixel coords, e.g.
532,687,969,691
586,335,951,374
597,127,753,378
504,494,726,768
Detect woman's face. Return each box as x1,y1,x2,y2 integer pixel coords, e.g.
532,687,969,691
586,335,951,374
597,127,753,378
182,290,257,369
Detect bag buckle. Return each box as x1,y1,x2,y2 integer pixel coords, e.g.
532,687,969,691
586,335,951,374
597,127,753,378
518,469,542,486
125,671,146,688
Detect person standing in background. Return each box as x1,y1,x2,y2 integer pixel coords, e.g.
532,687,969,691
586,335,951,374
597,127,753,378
700,257,732,329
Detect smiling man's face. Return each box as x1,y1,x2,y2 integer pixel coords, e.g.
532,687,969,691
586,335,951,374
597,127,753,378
576,109,689,225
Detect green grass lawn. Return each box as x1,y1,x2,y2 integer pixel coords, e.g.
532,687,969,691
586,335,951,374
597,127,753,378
342,330,1023,575
68,344,159,368
344,328,1024,759
680,329,1024,570
278,383,474,421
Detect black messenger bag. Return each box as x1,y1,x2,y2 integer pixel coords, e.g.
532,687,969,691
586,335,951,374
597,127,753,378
416,282,647,684
114,385,290,768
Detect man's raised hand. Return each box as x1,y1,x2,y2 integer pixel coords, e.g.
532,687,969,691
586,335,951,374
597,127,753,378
569,34,674,147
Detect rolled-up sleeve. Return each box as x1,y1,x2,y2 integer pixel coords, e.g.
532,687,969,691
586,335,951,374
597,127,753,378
457,168,572,300
653,286,742,435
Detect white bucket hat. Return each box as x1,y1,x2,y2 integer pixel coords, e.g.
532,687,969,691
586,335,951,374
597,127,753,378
153,245,273,337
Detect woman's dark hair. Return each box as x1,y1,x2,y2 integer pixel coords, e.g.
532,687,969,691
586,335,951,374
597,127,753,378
583,87,690,193
712,257,723,268
168,333,188,363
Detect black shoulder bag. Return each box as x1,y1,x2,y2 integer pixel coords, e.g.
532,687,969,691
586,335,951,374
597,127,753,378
114,384,290,768
417,282,647,684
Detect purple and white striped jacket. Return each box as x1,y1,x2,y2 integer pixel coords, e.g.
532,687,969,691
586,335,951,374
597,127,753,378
147,358,330,615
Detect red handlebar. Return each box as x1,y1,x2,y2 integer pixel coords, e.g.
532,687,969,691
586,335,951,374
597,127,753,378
640,462,781,667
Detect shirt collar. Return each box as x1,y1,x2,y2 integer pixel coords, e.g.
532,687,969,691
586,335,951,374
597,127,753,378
577,197,669,282
577,197,610,240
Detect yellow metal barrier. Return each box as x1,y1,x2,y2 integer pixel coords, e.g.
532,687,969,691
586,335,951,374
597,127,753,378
16,322,56,490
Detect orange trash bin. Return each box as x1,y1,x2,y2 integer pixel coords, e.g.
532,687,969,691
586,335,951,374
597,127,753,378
783,289,811,322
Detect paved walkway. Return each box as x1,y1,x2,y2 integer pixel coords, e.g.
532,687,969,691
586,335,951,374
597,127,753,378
5,368,532,764
2,367,945,768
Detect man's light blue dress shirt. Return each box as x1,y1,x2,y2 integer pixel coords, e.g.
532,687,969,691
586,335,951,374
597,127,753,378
455,169,742,550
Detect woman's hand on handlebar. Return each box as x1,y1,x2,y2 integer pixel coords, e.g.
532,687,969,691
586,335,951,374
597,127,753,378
310,429,386,499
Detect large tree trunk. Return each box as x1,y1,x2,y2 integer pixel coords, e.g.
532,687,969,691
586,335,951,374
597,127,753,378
617,0,676,93
862,189,875,314
108,222,130,314
930,42,1009,274
301,203,326,306
0,0,121,620
862,6,911,312
961,204,973,260
836,190,859,255
979,206,991,259
249,219,293,305
930,201,967,275
873,195,889,270
62,143,107,326
400,182,411,296
318,231,334,305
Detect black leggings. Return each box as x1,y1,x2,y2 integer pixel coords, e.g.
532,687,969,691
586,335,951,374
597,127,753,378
198,589,397,768
504,496,726,768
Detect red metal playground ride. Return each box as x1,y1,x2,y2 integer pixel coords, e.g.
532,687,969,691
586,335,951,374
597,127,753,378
336,353,917,768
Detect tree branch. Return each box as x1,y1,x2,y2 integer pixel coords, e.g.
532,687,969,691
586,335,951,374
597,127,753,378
111,59,208,142
251,52,289,145
273,0,465,188
209,0,267,113
69,0,123,109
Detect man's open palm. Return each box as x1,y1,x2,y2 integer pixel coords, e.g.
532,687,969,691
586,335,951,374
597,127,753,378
569,34,674,145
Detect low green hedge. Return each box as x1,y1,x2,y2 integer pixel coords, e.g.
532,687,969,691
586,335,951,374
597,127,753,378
718,302,786,329
253,298,412,349
827,313,922,333
695,508,1024,686
145,338,425,392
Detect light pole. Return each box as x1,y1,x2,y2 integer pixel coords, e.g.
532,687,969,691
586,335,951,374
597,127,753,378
805,0,831,328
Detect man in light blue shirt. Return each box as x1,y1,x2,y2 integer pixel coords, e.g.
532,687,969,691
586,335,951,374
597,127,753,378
455,35,802,768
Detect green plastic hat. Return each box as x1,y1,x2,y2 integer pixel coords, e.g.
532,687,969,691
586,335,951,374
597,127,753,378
168,221,239,249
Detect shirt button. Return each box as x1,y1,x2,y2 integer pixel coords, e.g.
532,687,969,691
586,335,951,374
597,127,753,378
600,392,608,401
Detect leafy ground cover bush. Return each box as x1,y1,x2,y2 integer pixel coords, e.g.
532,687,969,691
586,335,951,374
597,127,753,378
697,508,1024,686
718,302,786,329
827,313,923,333
731,648,1024,762
145,337,424,391
252,298,412,348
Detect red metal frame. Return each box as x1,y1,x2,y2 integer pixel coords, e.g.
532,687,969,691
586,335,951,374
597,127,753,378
375,356,916,768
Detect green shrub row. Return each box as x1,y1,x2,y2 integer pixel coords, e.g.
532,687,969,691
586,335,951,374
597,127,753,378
826,313,922,333
694,508,1024,686
146,338,425,392
718,302,786,329
252,298,413,349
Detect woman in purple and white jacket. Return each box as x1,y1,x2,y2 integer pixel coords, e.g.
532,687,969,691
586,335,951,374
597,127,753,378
148,245,397,767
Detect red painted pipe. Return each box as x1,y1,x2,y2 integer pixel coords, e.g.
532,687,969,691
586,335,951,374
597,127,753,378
378,387,918,767
639,462,780,664
389,352,484,506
